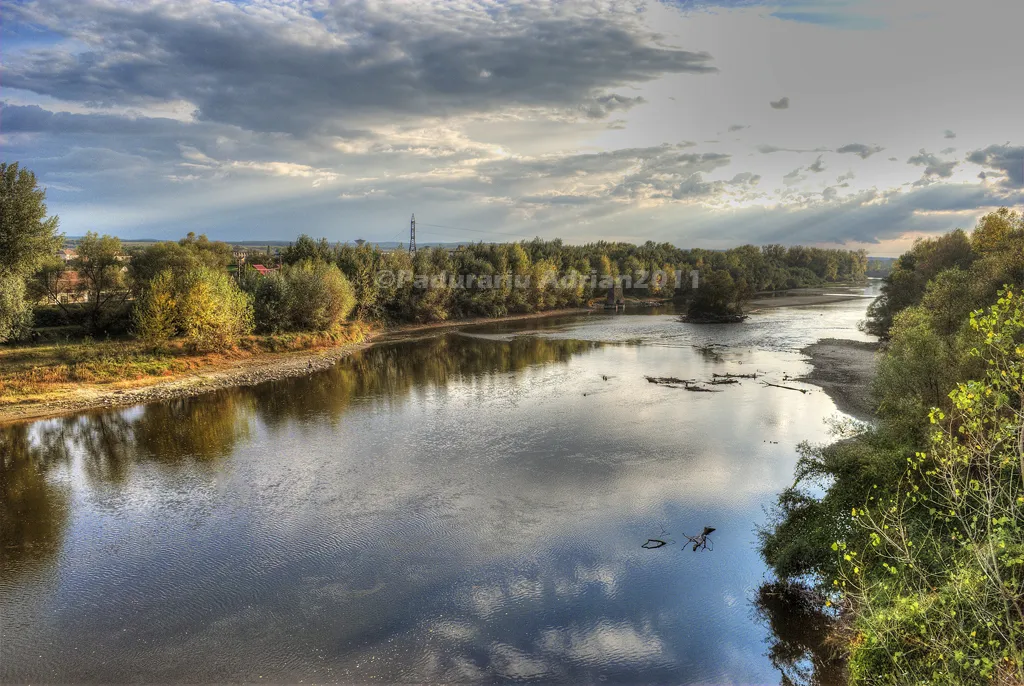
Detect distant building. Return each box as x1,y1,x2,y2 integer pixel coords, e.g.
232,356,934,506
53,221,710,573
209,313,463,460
57,248,78,262
251,264,279,276
233,249,249,263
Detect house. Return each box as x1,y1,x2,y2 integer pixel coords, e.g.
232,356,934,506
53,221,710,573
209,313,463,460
57,248,78,262
251,264,279,276
233,249,249,263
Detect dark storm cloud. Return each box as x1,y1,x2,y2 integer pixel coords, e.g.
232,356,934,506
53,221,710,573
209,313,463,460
907,149,957,181
808,155,826,173
5,0,715,135
967,144,1024,189
836,143,884,159
769,97,790,110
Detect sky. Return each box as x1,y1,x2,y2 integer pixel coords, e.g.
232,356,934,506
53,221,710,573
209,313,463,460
2,0,1022,255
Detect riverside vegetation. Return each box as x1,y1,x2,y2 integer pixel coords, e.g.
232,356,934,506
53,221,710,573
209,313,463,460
759,208,1024,684
2,161,867,402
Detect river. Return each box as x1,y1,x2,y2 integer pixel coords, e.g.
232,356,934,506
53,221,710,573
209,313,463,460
1,286,879,684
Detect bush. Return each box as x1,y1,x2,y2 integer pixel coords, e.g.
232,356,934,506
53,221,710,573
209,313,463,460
0,273,32,342
132,266,253,350
249,272,292,334
283,261,355,331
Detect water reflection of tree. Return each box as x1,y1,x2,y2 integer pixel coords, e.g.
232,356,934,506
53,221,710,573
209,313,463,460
2,334,597,575
754,581,847,686
253,335,601,429
0,423,71,580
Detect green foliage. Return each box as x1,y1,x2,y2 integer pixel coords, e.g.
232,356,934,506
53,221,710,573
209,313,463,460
840,289,1024,684
760,209,1024,684
75,232,130,331
133,270,177,344
0,162,62,342
0,162,62,278
132,266,253,350
0,273,33,342
174,267,254,350
129,233,233,293
281,234,335,265
247,271,292,334
282,261,355,331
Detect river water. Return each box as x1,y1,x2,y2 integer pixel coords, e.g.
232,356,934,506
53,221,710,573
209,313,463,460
1,287,878,684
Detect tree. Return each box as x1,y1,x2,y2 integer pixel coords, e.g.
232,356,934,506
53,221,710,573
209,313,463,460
281,235,334,265
0,162,62,278
688,269,742,318
246,271,292,334
284,261,355,331
174,267,254,350
842,289,1024,684
0,163,61,342
0,274,32,342
133,270,177,344
75,232,129,329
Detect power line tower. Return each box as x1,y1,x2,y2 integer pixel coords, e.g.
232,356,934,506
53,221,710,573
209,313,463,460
408,213,417,254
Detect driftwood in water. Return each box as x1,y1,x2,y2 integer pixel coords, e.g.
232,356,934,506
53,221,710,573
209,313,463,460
684,527,716,552
762,381,810,394
644,376,721,392
708,378,739,385
642,539,667,549
713,372,758,379
645,375,692,385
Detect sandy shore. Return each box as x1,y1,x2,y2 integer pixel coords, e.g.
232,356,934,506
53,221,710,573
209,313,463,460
748,292,871,309
0,308,592,426
798,338,881,421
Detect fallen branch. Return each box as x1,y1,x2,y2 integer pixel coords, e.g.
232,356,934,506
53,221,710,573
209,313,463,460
713,372,758,379
762,381,810,394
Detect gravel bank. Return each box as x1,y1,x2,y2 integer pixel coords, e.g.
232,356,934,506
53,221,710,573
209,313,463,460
798,338,881,421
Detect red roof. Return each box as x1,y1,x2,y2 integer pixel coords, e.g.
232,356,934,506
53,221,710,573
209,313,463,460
252,264,273,275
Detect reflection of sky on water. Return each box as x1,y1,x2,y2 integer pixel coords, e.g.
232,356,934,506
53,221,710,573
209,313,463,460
2,293,874,683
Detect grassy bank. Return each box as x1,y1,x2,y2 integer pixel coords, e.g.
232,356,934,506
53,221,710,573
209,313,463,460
0,308,596,425
0,324,371,409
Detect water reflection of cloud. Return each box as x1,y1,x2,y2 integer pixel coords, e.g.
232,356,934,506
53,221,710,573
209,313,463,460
2,303,873,683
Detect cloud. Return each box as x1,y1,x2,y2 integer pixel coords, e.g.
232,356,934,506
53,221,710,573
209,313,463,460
967,144,1024,189
727,124,747,132
769,96,790,110
941,147,957,155
837,143,884,159
782,167,805,185
728,172,760,186
907,149,957,182
4,0,716,136
756,144,827,155
944,130,957,139
808,155,826,173
770,10,885,30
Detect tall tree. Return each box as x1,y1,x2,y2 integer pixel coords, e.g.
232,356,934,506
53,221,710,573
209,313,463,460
76,232,129,329
0,163,62,342
0,162,62,277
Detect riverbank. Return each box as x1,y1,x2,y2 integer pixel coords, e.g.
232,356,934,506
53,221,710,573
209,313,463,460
0,308,592,426
797,337,881,421
748,292,871,309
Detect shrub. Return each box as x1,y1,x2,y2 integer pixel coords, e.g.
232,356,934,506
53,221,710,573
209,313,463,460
284,261,355,331
0,273,32,342
131,266,253,350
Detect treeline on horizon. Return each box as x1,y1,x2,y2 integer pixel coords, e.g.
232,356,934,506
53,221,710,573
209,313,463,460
1,161,868,348
759,207,1024,684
